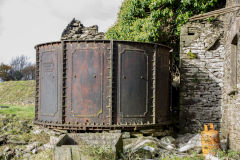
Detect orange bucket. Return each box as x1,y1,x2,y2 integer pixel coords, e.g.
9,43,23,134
201,123,220,156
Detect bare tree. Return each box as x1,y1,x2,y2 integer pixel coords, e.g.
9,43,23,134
9,55,37,80
10,55,29,72
22,63,36,80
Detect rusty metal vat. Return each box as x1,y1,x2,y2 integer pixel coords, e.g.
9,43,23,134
34,40,171,131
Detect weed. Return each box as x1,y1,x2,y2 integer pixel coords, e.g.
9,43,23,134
28,149,53,160
192,72,200,84
82,144,115,160
158,153,204,160
206,16,216,23
218,150,240,159
187,51,196,59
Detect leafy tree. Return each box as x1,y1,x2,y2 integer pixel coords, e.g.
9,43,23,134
0,63,12,81
106,0,226,51
8,70,23,81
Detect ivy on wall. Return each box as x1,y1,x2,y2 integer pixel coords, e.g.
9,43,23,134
106,0,225,51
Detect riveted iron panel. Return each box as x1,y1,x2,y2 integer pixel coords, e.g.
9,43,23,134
65,42,111,125
116,42,154,124
37,43,62,123
156,47,171,123
34,40,171,131
120,50,148,117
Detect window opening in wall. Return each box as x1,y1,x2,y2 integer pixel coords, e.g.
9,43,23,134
188,27,196,35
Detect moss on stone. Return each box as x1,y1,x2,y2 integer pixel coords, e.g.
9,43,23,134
192,72,200,84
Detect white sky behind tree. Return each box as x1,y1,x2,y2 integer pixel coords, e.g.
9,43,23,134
0,0,123,64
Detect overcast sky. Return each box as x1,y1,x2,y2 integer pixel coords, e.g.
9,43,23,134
0,0,123,64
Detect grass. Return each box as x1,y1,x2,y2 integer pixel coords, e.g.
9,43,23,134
158,150,240,160
29,149,53,160
0,105,34,119
0,81,239,160
0,80,35,106
0,104,51,160
160,155,204,160
218,150,240,160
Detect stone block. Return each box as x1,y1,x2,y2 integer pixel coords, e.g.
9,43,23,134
54,133,123,160
54,145,93,160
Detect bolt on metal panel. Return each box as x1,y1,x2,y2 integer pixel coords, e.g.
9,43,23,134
65,42,111,125
34,40,171,131
36,42,62,123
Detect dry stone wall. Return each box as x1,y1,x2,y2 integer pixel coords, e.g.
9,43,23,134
226,0,240,6
221,9,240,151
180,19,225,133
180,4,240,150
61,18,105,40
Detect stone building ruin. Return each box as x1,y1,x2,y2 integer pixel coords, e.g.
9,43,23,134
61,18,105,40
180,0,240,150
59,8,240,150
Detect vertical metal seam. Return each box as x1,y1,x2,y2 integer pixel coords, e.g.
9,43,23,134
62,41,67,124
58,42,63,124
236,33,239,86
35,47,40,121
152,45,157,124
169,49,173,119
108,40,114,125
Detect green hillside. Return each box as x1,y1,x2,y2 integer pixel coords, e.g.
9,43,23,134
0,80,35,106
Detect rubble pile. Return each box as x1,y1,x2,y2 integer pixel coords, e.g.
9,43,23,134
61,18,105,40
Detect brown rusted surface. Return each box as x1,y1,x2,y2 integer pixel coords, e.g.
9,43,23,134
155,46,171,123
34,40,171,131
116,42,154,124
34,120,171,131
36,42,62,123
65,41,111,125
